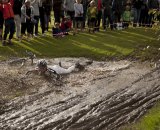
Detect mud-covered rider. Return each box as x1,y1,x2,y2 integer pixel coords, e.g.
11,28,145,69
26,59,85,80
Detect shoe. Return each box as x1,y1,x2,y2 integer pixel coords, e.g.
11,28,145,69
0,35,2,41
8,40,13,45
75,62,85,71
42,33,46,37
2,40,6,46
33,34,38,37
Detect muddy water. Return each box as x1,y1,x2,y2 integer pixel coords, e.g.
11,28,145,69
0,58,160,130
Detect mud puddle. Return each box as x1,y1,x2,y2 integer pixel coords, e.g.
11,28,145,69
0,58,160,130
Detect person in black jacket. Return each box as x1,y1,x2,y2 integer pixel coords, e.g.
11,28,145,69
53,0,62,23
132,0,143,27
13,0,23,40
102,0,113,30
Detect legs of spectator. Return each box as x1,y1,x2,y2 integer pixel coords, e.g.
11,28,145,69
34,16,39,36
96,10,102,31
133,8,138,27
14,15,21,39
8,19,15,45
39,7,46,36
102,10,107,30
3,18,15,46
133,8,141,27
54,11,60,23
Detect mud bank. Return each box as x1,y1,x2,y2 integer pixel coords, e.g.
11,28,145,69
0,58,160,130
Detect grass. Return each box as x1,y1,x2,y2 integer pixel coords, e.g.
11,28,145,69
121,103,160,130
0,27,159,61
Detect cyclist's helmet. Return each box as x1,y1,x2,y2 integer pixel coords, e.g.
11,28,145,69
37,59,47,68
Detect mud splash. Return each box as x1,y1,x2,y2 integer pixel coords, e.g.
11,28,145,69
0,58,160,130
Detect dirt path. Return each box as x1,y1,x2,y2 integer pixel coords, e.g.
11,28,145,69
0,58,160,130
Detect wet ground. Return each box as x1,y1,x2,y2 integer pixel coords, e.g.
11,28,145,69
0,58,160,130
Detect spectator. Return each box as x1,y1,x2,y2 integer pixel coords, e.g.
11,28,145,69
74,0,83,33
53,0,62,23
87,0,97,33
112,0,124,28
0,0,15,46
81,0,88,28
52,22,65,38
148,0,159,27
132,0,143,27
95,0,103,31
0,6,4,41
39,0,46,36
13,0,23,40
21,0,34,40
102,0,113,30
60,16,72,32
122,5,131,28
31,0,40,37
64,0,75,25
43,0,52,31
139,0,149,27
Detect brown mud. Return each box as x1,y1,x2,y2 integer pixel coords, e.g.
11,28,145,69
0,58,160,130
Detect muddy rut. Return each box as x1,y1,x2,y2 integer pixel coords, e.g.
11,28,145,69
0,58,160,130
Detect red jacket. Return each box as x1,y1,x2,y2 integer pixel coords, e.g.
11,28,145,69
0,0,14,20
60,19,72,31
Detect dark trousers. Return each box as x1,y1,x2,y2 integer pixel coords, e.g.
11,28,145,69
39,7,45,34
139,9,148,27
3,18,15,40
54,10,61,23
103,11,113,30
21,22,33,34
33,16,39,35
96,10,102,30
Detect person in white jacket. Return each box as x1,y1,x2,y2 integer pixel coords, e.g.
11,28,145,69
26,59,86,80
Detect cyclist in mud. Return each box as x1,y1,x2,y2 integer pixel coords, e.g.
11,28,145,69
26,59,89,80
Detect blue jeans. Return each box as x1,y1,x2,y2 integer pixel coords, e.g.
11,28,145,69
133,8,141,26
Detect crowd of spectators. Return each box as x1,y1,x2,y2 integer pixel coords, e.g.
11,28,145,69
0,0,159,46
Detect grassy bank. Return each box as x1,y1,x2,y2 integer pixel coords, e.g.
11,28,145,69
0,27,159,61
121,103,160,130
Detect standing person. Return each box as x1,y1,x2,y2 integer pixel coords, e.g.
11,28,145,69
132,0,143,27
122,5,131,28
87,0,97,32
112,0,124,29
13,0,23,40
74,0,83,33
148,0,159,27
81,0,88,29
0,0,15,46
139,0,149,27
39,0,46,36
43,0,52,31
64,0,75,26
95,0,102,31
102,0,113,30
21,0,34,40
0,2,4,41
53,0,62,23
31,0,40,37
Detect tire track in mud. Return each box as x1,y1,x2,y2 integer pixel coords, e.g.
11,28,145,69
0,62,160,130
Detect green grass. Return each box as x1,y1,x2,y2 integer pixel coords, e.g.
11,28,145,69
0,27,159,61
121,103,160,130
